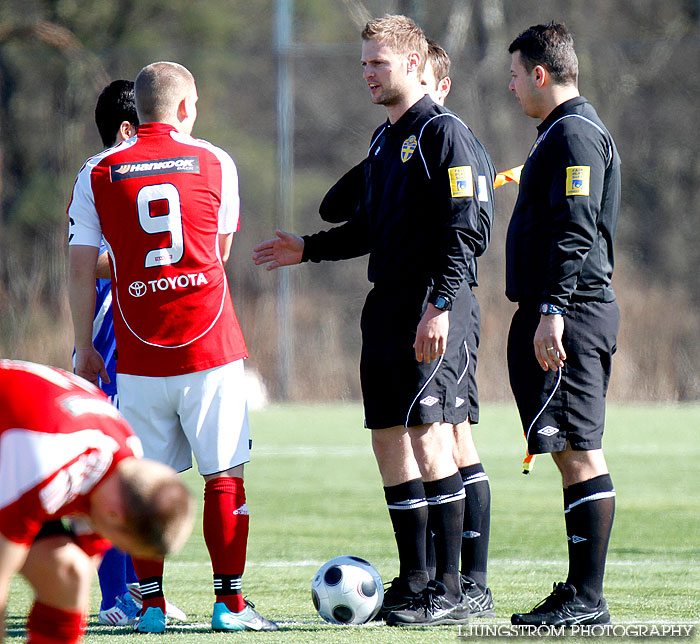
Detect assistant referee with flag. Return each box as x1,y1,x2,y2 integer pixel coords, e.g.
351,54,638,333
505,22,621,626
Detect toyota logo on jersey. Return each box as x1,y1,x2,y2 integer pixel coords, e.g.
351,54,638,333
129,281,147,297
127,273,209,298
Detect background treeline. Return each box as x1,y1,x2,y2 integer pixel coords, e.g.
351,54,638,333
0,0,698,402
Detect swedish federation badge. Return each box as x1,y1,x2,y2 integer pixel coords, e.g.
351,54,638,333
566,165,590,196
400,135,417,163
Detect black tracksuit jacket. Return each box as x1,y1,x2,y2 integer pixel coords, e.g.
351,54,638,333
506,96,621,308
303,95,495,298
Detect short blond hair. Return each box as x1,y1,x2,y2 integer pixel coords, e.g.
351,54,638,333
362,15,428,74
135,61,195,123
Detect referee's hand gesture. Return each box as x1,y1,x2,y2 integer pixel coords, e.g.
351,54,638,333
253,230,304,270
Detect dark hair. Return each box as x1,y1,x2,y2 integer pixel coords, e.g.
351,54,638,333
508,22,578,85
427,39,450,83
94,80,139,147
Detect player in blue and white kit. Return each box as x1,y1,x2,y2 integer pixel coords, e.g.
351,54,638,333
91,243,116,398
83,80,141,627
90,242,140,625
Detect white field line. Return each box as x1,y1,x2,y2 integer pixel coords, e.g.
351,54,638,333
86,619,700,631
490,558,700,568
166,558,700,569
252,445,700,457
85,619,700,631
252,446,369,456
458,620,700,625
87,620,379,630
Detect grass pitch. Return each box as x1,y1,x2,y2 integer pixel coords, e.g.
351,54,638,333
5,403,699,643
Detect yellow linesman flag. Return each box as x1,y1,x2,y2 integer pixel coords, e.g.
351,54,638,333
493,162,531,474
494,165,524,188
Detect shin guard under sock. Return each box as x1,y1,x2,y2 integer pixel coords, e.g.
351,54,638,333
384,478,428,584
424,472,466,600
132,558,166,614
564,473,616,605
204,476,249,613
27,602,85,644
459,463,491,590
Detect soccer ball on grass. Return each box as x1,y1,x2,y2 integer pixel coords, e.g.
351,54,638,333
311,555,383,625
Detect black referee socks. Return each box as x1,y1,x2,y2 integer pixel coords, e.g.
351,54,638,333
424,472,466,599
563,473,616,606
459,463,491,591
384,478,429,586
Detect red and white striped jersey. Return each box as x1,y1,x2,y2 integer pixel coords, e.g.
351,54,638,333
68,123,247,376
0,360,141,548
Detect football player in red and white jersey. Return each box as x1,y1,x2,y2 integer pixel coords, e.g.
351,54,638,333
67,61,277,633
0,360,193,644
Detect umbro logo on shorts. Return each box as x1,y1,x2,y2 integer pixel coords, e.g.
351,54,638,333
420,395,440,407
538,425,559,437
463,530,481,539
455,397,465,408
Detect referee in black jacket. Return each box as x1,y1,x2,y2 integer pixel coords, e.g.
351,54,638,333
506,23,621,626
316,41,496,618
254,15,494,626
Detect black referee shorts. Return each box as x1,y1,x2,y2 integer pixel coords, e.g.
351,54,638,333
507,300,619,454
465,289,481,425
360,281,473,430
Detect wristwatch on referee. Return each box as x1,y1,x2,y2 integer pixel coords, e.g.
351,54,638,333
430,294,452,312
539,303,567,316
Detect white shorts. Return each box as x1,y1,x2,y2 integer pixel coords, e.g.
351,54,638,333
117,360,250,475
